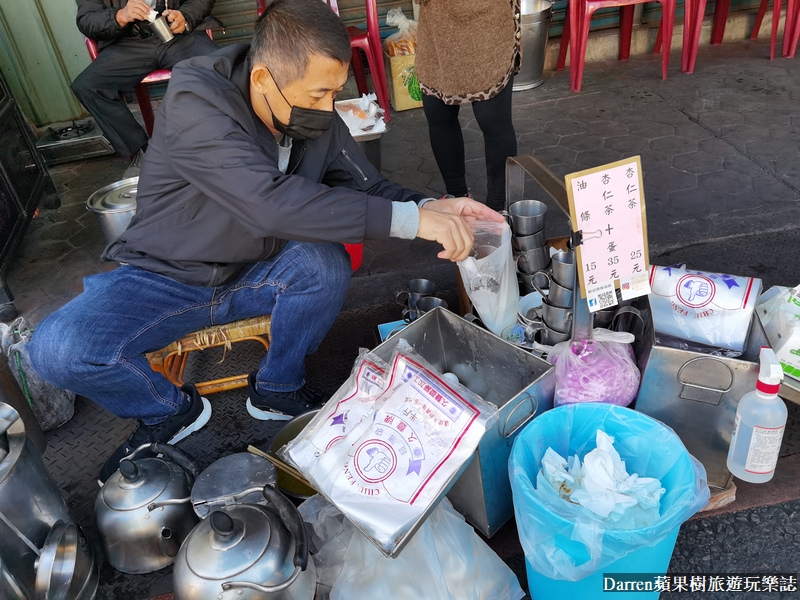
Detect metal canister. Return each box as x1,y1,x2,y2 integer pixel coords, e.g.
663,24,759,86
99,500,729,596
513,0,553,91
85,177,138,244
0,402,71,597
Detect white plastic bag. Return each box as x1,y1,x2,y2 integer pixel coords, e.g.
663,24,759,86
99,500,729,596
304,341,498,556
299,495,524,600
649,264,762,352
757,284,800,381
457,221,519,335
539,430,665,530
383,8,417,56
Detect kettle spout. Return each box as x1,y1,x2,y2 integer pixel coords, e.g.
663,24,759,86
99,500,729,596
160,528,180,558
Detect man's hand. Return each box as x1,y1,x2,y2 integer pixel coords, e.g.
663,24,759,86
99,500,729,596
416,198,506,262
417,208,475,262
421,197,505,225
163,9,187,33
115,0,152,27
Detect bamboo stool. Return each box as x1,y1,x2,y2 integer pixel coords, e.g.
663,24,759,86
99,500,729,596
146,315,272,395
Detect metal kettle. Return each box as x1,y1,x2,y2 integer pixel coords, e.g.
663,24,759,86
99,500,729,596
173,484,315,600
95,443,199,574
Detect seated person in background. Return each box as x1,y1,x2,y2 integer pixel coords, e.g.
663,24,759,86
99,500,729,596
72,0,220,177
30,0,502,484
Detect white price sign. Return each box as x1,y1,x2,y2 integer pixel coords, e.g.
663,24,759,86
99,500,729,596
565,156,651,310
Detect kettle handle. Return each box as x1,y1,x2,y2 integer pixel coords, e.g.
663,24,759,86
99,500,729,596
150,443,200,483
261,484,309,571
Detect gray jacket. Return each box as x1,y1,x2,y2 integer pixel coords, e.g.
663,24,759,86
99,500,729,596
104,44,423,286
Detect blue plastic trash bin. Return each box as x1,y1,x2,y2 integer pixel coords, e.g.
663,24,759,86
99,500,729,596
509,403,710,599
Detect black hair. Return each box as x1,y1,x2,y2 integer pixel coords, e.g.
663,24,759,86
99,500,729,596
249,0,351,87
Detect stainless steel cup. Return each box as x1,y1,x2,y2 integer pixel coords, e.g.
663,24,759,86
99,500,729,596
504,200,547,236
535,325,571,345
150,16,175,43
395,279,436,308
512,229,547,252
532,273,573,309
541,300,573,333
520,269,550,291
402,297,448,322
551,250,576,290
516,246,550,274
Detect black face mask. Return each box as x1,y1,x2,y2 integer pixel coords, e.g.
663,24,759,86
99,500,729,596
263,68,333,141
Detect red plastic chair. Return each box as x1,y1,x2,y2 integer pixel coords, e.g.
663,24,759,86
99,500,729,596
651,0,705,73
750,0,797,59
783,0,800,56
84,30,213,138
556,0,675,92
256,0,391,122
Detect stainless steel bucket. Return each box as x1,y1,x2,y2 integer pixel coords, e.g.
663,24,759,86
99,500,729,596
514,0,553,91
371,308,555,537
0,402,71,597
630,297,767,490
86,177,138,243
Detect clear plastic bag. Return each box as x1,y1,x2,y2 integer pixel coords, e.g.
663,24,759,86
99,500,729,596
301,340,498,557
299,495,524,600
649,264,762,353
1,317,75,431
457,221,519,336
384,8,418,56
509,403,710,582
549,338,639,407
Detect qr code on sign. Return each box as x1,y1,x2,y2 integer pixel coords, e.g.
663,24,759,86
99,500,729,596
597,290,616,309
587,281,618,312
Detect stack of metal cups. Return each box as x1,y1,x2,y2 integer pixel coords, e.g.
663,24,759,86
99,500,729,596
395,279,448,323
504,200,550,294
530,250,576,345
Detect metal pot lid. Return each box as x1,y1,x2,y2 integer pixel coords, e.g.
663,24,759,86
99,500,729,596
34,521,76,600
100,457,172,510
191,453,277,518
86,177,138,212
185,505,285,580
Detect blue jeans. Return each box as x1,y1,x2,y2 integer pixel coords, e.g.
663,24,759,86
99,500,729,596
29,242,351,424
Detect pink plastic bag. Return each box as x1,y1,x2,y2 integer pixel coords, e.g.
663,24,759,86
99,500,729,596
550,339,640,407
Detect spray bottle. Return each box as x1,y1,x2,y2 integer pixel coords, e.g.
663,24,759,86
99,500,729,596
727,347,786,483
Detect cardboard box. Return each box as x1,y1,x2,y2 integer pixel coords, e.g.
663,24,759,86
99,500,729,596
383,51,423,112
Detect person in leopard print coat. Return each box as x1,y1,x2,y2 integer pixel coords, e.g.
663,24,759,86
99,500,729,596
415,0,521,210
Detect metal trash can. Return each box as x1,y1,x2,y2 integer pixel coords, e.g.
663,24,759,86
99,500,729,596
513,0,553,91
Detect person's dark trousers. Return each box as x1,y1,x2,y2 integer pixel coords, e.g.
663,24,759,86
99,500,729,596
422,80,517,211
71,31,218,157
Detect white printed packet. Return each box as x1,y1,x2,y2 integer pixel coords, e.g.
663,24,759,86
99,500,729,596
649,264,761,352
283,351,388,476
310,341,498,557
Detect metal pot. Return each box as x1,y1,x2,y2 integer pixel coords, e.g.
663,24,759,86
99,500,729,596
85,177,138,244
34,520,98,600
0,402,71,597
268,412,318,501
173,484,315,600
190,452,277,518
95,443,199,574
